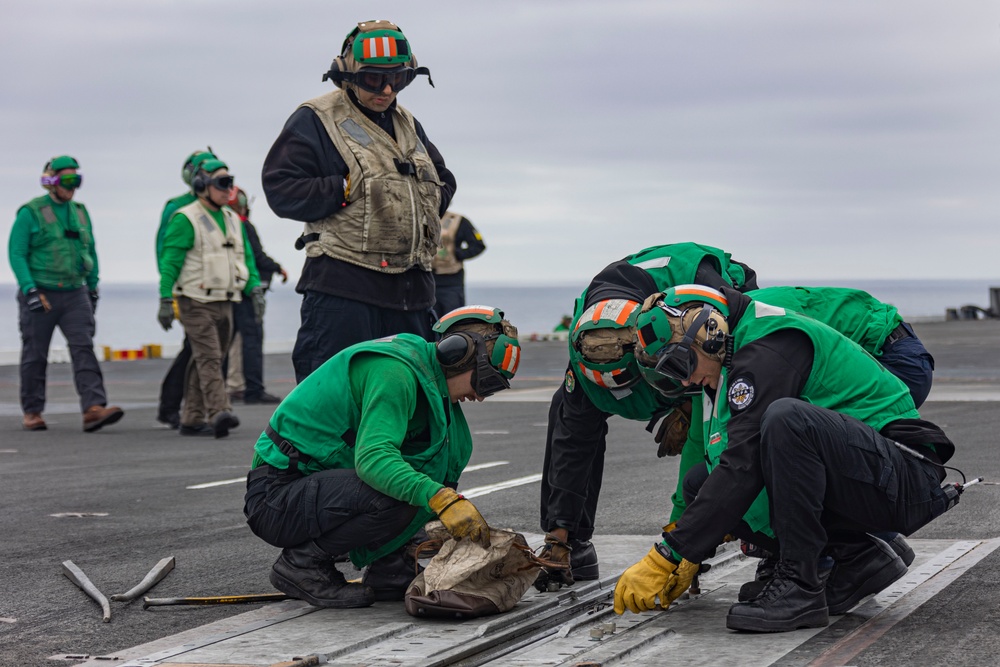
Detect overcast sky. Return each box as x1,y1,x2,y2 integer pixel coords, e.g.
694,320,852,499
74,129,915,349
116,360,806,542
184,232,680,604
2,1,999,288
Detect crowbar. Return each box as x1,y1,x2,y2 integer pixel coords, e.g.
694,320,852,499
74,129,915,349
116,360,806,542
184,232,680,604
143,592,290,609
62,560,111,622
110,556,175,601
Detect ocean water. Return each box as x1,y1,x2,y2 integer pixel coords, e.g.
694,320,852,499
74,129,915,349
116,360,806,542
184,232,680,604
0,279,996,363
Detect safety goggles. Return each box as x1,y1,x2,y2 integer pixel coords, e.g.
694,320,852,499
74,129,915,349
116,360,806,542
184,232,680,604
209,175,235,191
648,305,716,383
41,173,83,190
437,332,511,398
353,66,417,93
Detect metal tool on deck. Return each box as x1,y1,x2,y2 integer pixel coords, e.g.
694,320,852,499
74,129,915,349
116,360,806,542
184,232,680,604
62,556,175,621
143,592,290,608
62,561,112,622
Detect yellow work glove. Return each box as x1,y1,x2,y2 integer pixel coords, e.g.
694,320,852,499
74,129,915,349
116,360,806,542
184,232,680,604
428,487,491,548
614,544,699,614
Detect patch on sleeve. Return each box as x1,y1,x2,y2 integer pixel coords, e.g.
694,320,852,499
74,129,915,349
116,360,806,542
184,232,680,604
727,375,755,411
564,369,576,393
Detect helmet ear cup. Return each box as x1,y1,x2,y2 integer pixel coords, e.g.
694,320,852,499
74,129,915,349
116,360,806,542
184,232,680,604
436,332,477,373
323,56,349,87
191,170,208,194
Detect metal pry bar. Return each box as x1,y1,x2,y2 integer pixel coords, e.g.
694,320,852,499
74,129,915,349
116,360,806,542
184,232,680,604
143,592,290,609
62,560,111,622
110,556,175,602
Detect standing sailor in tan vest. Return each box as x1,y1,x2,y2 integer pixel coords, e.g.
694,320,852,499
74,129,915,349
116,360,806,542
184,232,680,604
262,19,456,383
157,159,263,438
431,211,486,320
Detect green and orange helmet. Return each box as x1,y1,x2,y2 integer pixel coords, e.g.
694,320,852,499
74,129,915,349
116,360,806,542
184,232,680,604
433,305,520,397
634,285,731,390
323,19,433,93
569,298,643,390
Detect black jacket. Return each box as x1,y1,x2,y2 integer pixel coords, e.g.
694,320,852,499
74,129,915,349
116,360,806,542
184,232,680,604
261,90,457,310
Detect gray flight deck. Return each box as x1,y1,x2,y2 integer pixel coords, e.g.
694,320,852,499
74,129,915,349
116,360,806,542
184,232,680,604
2,320,1000,666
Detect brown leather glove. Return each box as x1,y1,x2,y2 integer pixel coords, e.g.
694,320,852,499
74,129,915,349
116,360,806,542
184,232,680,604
428,487,491,548
654,400,693,458
533,531,575,591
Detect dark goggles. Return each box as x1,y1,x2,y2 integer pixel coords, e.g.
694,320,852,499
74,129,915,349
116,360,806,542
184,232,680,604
210,175,235,191
653,343,699,383
354,66,417,93
42,173,83,190
648,305,715,383
437,332,511,398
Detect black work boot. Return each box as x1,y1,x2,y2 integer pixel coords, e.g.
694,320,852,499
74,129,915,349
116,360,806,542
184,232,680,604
362,548,422,601
878,533,915,567
270,541,374,608
569,539,600,581
826,535,907,615
739,555,834,602
726,559,829,633
738,555,778,602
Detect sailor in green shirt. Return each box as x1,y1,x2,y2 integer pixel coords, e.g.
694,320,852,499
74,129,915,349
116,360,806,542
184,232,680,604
8,155,124,433
156,158,264,438
616,285,956,633
244,306,521,608
155,149,217,429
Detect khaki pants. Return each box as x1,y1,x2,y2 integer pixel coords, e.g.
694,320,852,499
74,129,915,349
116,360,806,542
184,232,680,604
177,297,233,426
226,331,245,393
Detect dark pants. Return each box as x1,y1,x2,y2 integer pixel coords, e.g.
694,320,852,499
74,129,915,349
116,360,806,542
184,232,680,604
292,291,434,384
538,383,606,542
17,287,107,413
880,322,935,408
682,463,780,554
759,398,949,562
232,296,265,399
159,336,192,419
432,283,465,321
244,467,418,556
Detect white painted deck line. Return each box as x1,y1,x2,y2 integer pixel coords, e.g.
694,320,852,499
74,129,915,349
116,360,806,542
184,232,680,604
461,473,543,499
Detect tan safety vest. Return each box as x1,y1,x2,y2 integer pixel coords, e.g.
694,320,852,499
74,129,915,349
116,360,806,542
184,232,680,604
299,90,443,273
431,211,464,275
173,200,249,303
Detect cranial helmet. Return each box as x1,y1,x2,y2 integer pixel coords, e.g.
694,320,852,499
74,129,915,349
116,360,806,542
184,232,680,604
191,158,229,194
322,19,433,91
182,149,216,187
227,186,249,217
569,299,642,389
41,155,82,191
433,305,520,397
634,285,731,386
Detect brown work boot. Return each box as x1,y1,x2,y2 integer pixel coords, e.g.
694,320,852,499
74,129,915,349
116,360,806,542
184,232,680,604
22,413,47,431
83,405,124,432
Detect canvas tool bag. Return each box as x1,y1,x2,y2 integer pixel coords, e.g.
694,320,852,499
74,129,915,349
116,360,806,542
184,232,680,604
404,523,566,619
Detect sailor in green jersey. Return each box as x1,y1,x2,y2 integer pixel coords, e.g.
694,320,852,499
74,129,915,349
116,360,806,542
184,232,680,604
536,243,759,589
664,286,934,557
616,285,956,633
157,158,264,438
155,149,217,429
244,306,521,609
8,155,124,433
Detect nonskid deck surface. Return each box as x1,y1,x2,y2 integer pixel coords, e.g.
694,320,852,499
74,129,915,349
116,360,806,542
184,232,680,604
67,536,999,667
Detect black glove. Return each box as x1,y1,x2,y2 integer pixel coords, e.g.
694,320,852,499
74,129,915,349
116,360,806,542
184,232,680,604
249,286,266,325
89,289,99,314
158,298,175,331
25,288,50,313
654,400,693,458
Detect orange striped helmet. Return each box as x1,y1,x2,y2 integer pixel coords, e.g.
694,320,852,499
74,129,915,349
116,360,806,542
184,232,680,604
433,305,521,382
569,299,642,389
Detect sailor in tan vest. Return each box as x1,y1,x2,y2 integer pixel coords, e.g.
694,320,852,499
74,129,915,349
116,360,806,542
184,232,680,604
431,211,486,320
262,19,456,383
157,159,264,438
